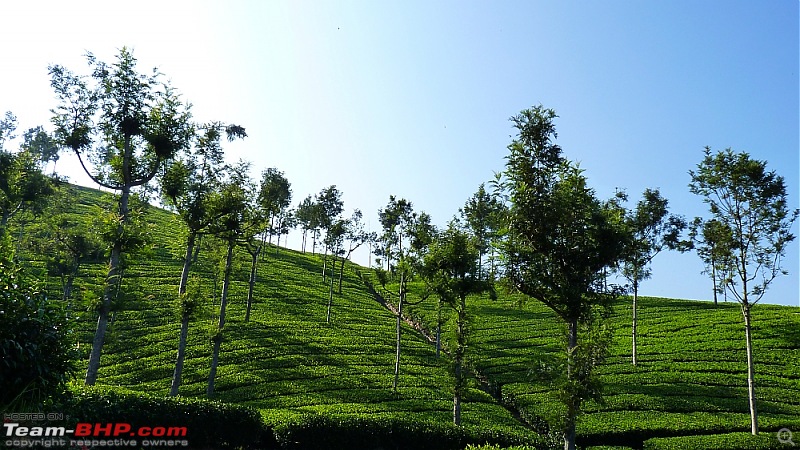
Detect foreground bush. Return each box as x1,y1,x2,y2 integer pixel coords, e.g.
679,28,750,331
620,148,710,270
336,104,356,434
61,387,273,449
0,242,75,409
643,432,789,450
273,414,558,450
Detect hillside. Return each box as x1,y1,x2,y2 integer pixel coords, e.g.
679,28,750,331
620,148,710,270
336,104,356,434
16,184,800,450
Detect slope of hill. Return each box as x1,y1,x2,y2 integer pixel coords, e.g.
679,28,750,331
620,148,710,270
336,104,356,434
401,278,800,448
19,184,543,447
16,183,800,450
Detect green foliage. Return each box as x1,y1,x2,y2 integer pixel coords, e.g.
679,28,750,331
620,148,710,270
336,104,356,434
643,432,789,450
272,414,553,450
689,146,798,305
0,242,76,408
61,387,272,449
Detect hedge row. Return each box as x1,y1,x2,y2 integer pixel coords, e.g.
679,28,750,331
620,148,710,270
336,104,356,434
60,387,271,449
642,432,792,450
54,388,557,450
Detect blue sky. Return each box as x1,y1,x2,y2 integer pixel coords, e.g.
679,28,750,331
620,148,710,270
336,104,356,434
1,1,797,305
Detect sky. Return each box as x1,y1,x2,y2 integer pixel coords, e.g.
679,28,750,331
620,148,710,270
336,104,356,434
1,1,798,306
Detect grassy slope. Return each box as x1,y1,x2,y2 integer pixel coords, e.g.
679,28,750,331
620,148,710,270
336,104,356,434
25,185,533,438
401,280,800,446
21,184,800,448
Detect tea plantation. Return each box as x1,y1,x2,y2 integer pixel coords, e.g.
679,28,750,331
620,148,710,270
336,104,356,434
15,184,800,449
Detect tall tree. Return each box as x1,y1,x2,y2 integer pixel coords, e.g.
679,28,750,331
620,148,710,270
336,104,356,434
617,188,686,365
244,168,291,321
337,209,375,294
22,126,60,174
161,122,246,396
295,195,316,253
461,183,505,278
688,217,735,306
50,48,193,385
324,218,347,323
207,161,256,397
315,185,344,280
689,147,798,435
500,106,628,450
421,222,492,425
377,195,413,272
0,113,55,234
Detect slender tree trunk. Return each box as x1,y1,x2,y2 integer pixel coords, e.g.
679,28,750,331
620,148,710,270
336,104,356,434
326,257,336,323
711,257,718,305
393,273,405,393
742,302,758,434
191,234,202,265
632,278,638,366
453,294,467,426
63,274,75,302
338,255,346,294
171,231,196,396
301,229,307,253
322,246,328,281
436,304,442,358
564,318,578,450
245,245,261,322
208,240,234,397
85,186,130,386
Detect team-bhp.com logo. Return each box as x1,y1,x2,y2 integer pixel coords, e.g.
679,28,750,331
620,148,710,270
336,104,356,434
4,421,189,448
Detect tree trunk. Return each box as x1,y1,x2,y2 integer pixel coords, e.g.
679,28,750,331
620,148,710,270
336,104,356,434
245,245,261,322
393,273,405,393
322,246,328,281
742,303,758,434
63,274,75,303
170,232,196,396
338,255,346,294
85,186,130,386
191,234,202,265
435,324,441,358
326,257,336,323
564,318,578,450
632,278,638,366
208,240,234,397
711,257,718,305
453,294,467,426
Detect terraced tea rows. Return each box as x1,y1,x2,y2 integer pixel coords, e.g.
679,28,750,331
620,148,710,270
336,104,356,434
400,286,800,447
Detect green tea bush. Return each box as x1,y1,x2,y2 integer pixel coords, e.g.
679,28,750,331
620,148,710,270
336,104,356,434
0,244,76,408
643,432,790,450
60,387,274,449
273,413,555,450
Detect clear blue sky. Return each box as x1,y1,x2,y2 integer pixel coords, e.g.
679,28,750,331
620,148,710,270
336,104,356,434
1,1,797,305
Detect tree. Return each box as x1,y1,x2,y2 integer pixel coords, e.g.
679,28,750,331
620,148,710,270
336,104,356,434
499,106,627,450
688,147,798,435
50,48,193,385
337,209,375,294
0,113,55,234
34,196,104,305
22,126,60,174
324,218,347,323
0,240,76,409
161,122,246,396
377,195,413,271
617,188,686,365
295,195,317,253
421,222,492,425
461,183,505,279
315,185,344,280
688,217,736,305
207,161,257,397
374,199,436,392
243,168,291,321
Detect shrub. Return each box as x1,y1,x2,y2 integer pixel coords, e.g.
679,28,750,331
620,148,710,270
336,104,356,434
0,243,76,408
643,432,789,450
60,387,274,449
272,413,556,450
